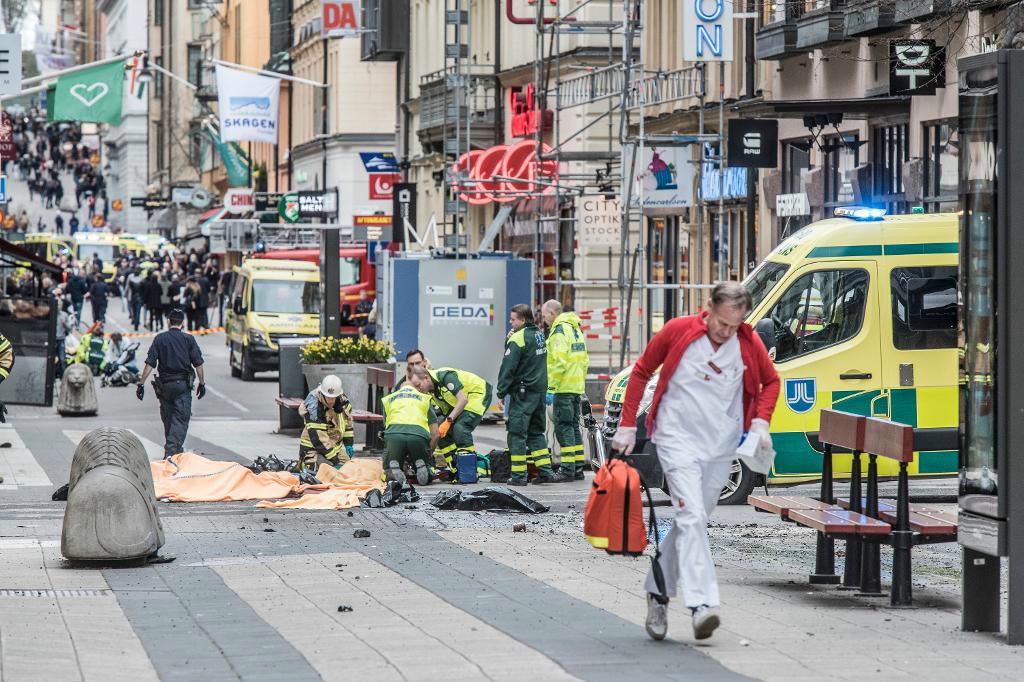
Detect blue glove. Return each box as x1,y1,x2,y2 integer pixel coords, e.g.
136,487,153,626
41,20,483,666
345,444,355,458
545,392,554,406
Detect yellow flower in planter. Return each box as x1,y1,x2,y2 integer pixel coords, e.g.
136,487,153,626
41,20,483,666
300,336,396,364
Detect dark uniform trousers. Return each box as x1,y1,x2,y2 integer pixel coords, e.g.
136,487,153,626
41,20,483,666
158,378,193,459
507,390,553,481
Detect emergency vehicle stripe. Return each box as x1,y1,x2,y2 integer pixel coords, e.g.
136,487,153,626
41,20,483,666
808,241,958,259
883,242,958,256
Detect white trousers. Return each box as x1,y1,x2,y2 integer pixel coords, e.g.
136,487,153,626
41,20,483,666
644,446,733,608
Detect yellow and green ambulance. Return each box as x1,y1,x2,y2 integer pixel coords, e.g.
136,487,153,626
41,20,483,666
605,207,959,502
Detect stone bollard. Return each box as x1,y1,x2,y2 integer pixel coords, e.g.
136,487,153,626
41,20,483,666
57,363,98,416
61,428,165,561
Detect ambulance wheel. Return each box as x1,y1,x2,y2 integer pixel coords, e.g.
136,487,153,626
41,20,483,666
719,459,755,506
240,349,255,381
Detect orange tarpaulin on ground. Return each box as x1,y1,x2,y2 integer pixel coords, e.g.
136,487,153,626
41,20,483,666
150,452,385,510
256,460,385,510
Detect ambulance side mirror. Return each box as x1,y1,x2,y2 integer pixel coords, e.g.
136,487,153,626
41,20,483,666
754,318,777,360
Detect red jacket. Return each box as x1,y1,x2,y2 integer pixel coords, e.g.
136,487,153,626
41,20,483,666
620,312,780,434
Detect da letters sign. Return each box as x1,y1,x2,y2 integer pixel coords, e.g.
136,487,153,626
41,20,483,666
682,0,733,62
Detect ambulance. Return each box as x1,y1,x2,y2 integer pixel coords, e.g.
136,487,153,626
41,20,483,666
73,232,122,282
604,207,959,504
225,258,321,381
21,233,72,263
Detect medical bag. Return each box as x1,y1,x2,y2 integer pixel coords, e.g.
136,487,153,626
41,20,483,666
583,456,648,555
488,449,511,483
456,452,479,484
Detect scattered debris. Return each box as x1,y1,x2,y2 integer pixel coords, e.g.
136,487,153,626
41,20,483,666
353,529,371,538
430,486,549,514
337,605,353,613
263,528,276,533
739,639,750,647
513,523,527,533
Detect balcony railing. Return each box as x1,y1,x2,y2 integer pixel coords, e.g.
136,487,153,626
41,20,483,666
797,0,846,50
845,0,896,36
417,66,500,151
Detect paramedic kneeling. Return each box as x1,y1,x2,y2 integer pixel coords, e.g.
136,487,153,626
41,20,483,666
611,281,779,642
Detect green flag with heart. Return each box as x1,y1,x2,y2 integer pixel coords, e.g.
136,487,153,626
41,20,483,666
52,61,124,124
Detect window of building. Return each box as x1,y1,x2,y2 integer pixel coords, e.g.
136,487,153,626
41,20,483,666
153,56,164,98
154,0,163,26
923,121,959,212
154,124,165,171
871,123,909,214
891,266,957,350
767,268,869,362
187,45,203,86
647,217,679,335
823,133,859,210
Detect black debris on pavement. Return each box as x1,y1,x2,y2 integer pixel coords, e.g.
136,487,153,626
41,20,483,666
429,486,550,514
337,605,353,613
361,481,421,508
263,528,276,533
513,523,526,532
353,529,371,538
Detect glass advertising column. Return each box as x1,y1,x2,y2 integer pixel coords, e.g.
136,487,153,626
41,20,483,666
958,50,1024,642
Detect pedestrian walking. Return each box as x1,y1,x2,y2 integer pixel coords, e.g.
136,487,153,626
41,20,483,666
127,268,146,331
66,268,88,323
136,309,206,459
298,375,355,471
496,303,568,486
87,275,108,323
144,272,164,331
541,300,589,480
612,281,780,642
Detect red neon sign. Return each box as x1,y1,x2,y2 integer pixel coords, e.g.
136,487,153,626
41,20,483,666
453,140,558,205
509,84,553,138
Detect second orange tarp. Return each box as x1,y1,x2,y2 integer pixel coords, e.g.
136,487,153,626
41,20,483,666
256,460,385,510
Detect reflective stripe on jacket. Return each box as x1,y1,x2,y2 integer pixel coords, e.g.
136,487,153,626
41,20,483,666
299,390,355,460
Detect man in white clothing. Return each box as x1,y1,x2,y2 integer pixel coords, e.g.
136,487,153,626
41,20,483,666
612,281,780,641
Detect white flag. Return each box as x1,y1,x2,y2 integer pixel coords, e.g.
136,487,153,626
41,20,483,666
216,64,281,144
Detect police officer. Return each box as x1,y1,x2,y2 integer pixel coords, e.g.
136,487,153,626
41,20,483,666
419,364,491,473
136,308,206,459
497,304,569,485
383,369,441,485
298,374,355,471
542,300,590,480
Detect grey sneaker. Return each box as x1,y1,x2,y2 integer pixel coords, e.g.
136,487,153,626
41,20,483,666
645,593,668,641
692,605,720,640
414,459,431,486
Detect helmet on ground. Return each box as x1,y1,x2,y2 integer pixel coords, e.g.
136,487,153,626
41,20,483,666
318,375,343,398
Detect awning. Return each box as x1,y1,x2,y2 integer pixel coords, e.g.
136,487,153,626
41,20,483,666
0,238,62,274
199,206,228,236
731,95,911,120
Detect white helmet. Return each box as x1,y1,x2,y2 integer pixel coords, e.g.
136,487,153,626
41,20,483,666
318,374,343,398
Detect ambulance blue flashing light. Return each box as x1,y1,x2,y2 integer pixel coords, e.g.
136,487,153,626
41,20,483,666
834,206,887,221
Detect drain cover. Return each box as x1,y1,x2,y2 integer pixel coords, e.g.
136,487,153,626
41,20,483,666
0,589,111,598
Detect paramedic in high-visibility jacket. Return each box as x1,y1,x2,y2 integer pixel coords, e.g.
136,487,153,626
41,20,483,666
612,281,779,642
541,300,589,480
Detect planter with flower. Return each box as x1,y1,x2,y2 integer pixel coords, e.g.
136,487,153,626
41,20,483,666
300,337,396,442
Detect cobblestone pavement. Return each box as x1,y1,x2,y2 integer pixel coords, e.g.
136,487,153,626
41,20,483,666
0,310,1020,680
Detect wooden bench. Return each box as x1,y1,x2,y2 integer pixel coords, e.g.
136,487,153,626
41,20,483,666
749,409,959,607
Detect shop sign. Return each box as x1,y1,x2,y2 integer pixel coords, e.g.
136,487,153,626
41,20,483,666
682,0,733,62
392,182,416,246
701,163,748,201
509,84,553,138
255,192,284,212
0,112,15,160
776,193,810,217
728,119,778,169
278,193,300,223
453,140,559,205
630,145,696,210
297,189,338,218
322,0,361,39
224,188,255,214
429,303,495,326
359,152,399,173
890,39,943,96
132,195,169,210
369,173,400,200
576,197,621,248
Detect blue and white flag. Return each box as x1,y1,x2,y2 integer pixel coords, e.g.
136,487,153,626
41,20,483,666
216,64,281,144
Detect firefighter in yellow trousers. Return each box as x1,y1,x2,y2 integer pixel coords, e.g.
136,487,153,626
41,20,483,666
299,374,356,471
542,300,589,480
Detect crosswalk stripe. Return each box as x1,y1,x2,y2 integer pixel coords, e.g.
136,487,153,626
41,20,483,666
187,420,289,462
63,430,165,461
0,424,53,487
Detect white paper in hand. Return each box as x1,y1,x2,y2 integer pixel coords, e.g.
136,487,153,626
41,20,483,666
736,432,775,474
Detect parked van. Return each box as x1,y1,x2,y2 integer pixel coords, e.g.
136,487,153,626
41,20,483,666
226,258,320,380
603,208,959,504
254,247,375,335
119,233,176,257
21,233,72,263
73,232,121,281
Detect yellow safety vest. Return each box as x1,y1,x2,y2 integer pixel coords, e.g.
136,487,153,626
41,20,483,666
382,385,433,439
429,367,489,416
546,312,588,394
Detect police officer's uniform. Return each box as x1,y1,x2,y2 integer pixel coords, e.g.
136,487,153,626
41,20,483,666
381,384,439,484
546,311,589,479
497,321,560,484
142,325,204,459
426,367,492,470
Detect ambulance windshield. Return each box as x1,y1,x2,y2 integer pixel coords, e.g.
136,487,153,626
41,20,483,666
744,261,789,313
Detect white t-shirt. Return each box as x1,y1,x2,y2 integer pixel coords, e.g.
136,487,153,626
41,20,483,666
652,334,744,461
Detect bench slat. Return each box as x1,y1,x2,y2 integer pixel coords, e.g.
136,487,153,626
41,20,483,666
835,497,942,514
819,410,866,452
748,495,835,518
275,398,384,422
789,508,892,535
878,510,957,536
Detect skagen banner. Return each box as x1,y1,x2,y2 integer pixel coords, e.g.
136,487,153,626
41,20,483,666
215,64,281,144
